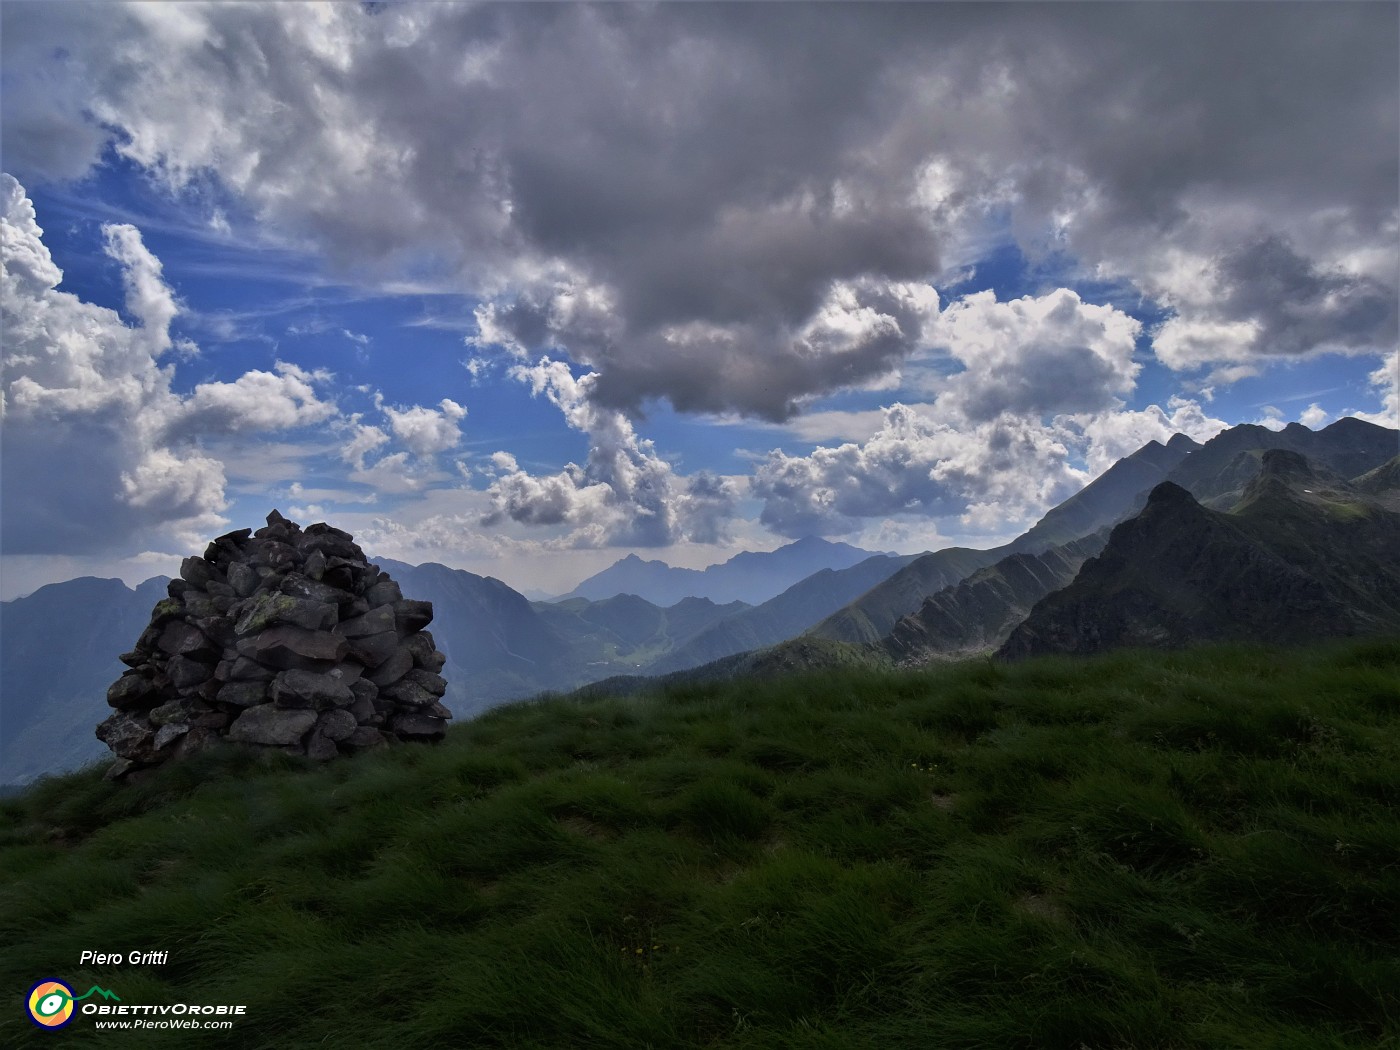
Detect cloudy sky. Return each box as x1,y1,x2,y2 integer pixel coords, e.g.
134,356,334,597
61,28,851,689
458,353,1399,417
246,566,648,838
2,1,1396,600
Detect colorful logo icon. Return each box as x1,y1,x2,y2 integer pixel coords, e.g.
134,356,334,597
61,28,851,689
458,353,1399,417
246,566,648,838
27,979,75,1029
25,981,121,1029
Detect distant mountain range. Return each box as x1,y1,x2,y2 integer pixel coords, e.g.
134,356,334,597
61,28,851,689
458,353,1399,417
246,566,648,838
554,535,889,605
812,417,1397,648
0,576,168,784
4,417,1395,785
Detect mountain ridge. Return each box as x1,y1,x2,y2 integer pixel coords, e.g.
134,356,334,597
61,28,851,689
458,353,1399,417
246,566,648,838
998,449,1400,659
555,535,889,606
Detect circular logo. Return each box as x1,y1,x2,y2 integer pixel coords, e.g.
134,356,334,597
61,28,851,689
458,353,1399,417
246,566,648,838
27,979,75,1029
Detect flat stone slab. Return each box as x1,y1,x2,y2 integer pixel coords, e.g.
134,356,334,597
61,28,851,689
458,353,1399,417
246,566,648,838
228,705,317,746
236,625,348,670
270,669,354,709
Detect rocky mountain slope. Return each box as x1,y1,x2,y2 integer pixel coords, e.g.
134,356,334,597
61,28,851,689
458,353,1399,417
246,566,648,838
1013,434,1201,552
998,450,1400,659
883,532,1109,664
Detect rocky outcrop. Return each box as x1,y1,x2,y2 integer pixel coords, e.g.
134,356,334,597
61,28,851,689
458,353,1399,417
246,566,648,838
998,453,1400,660
883,531,1108,664
97,511,451,779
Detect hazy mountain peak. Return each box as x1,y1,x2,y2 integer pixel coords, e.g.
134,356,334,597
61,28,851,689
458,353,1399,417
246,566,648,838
557,537,886,605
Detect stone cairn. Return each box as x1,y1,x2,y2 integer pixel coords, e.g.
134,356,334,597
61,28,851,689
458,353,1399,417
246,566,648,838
98,510,451,779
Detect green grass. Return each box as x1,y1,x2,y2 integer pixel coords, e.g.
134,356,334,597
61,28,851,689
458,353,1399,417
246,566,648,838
3,638,1398,1048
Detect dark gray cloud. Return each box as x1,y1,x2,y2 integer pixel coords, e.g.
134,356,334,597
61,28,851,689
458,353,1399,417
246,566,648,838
3,2,1395,421
1215,235,1397,358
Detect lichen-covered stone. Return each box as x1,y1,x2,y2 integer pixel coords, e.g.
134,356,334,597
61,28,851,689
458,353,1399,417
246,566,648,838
234,591,337,636
107,672,156,710
339,604,395,638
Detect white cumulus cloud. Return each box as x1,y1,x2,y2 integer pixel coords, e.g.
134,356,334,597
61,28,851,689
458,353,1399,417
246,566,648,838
377,396,468,457
481,358,738,546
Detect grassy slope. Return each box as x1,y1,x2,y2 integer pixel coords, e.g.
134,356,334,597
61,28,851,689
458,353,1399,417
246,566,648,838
3,640,1398,1049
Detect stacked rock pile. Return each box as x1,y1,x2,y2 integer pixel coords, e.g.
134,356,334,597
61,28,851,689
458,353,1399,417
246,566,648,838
98,510,451,779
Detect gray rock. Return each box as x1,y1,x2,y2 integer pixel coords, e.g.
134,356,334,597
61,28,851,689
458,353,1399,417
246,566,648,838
192,615,236,649
404,632,446,672
316,708,358,742
180,556,220,588
305,729,339,761
228,656,275,681
340,604,395,638
236,625,348,670
347,629,399,668
341,597,371,618
402,668,448,697
205,580,236,600
426,701,453,720
390,712,447,739
234,591,337,636
279,573,352,607
349,679,379,706
344,727,391,751
181,593,220,619
149,598,186,625
269,669,354,709
216,681,268,708
107,672,156,710
366,646,414,687
167,655,215,689
364,578,403,607
392,599,434,633
96,710,159,761
348,695,376,723
154,723,190,750
104,758,137,781
303,550,328,581
381,678,438,708
157,621,218,660
328,661,364,685
173,726,221,760
228,561,259,597
149,699,194,727
227,705,317,746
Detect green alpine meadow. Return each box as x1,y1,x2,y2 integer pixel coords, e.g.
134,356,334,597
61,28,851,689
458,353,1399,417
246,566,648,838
4,638,1397,1048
